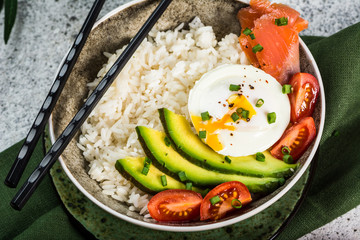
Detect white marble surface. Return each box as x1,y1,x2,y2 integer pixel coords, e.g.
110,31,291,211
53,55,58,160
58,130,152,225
0,0,359,239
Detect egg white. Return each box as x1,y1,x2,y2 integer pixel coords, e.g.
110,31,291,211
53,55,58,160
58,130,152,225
188,64,290,157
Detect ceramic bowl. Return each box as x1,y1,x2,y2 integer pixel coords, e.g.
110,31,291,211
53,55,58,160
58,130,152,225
49,0,325,232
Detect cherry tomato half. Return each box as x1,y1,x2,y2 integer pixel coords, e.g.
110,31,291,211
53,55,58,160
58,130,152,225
289,73,320,122
271,117,316,161
200,181,252,221
147,189,202,222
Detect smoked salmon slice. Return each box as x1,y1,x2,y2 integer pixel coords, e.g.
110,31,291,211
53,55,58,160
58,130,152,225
237,0,308,85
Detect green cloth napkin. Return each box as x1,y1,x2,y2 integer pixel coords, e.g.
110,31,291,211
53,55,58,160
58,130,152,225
1,23,360,239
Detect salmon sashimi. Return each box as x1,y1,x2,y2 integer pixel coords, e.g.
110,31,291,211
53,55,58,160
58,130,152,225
237,0,308,85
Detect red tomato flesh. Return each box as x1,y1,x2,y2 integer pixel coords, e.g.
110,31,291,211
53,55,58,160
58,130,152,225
147,189,202,222
200,181,252,221
289,72,320,122
271,117,316,161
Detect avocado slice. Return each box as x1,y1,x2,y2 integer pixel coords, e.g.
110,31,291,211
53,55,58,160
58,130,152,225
115,156,204,195
135,126,285,194
159,108,298,178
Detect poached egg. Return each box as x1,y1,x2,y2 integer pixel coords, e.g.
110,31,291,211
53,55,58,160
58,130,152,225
188,64,290,157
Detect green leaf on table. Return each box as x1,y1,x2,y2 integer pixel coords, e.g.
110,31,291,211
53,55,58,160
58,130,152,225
4,0,17,44
0,0,4,13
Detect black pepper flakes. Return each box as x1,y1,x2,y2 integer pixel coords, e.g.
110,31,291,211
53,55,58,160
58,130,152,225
229,103,234,108
249,84,254,89
218,101,221,104
246,118,250,122
230,133,233,136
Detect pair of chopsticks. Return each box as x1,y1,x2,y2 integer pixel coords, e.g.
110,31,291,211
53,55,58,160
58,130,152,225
5,0,173,210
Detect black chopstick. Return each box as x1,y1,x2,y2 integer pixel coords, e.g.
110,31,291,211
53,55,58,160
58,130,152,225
4,0,106,188
10,0,173,210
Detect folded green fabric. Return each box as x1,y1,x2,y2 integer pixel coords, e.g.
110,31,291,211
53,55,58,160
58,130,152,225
278,23,360,239
0,140,84,240
1,23,360,239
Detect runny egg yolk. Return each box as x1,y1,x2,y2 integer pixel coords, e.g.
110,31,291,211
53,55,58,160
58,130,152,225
191,94,256,151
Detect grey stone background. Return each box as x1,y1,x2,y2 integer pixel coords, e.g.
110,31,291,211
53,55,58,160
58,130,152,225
0,0,359,239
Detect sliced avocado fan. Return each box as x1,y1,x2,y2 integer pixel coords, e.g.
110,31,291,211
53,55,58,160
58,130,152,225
158,108,298,178
136,126,285,194
115,157,205,195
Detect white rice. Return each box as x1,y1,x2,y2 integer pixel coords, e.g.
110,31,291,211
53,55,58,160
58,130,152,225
78,17,249,217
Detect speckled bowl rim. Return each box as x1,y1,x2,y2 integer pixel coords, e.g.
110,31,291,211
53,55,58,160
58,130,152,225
49,0,325,232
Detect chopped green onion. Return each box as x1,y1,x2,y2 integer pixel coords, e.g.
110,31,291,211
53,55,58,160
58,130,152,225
231,112,240,122
267,112,276,124
256,152,265,162
241,110,249,119
186,182,192,190
231,199,242,209
243,27,252,36
229,84,241,91
141,166,149,176
332,130,340,137
252,44,263,53
281,146,291,155
250,33,256,40
161,175,167,186
199,130,207,139
178,171,188,181
144,157,151,166
283,154,294,164
275,17,288,26
210,195,221,205
164,136,171,147
201,111,211,121
282,84,292,94
236,108,243,115
225,156,232,163
256,99,264,108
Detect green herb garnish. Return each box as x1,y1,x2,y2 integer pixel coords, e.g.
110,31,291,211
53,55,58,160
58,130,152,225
178,171,187,181
231,112,240,122
282,84,293,94
267,112,276,124
231,199,242,209
243,27,252,36
275,17,288,26
201,111,211,121
141,166,149,176
199,130,207,139
161,175,167,186
281,146,291,155
229,84,241,91
252,44,263,53
225,156,232,163
283,154,294,164
256,152,265,162
210,195,221,205
241,110,249,119
256,99,264,107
